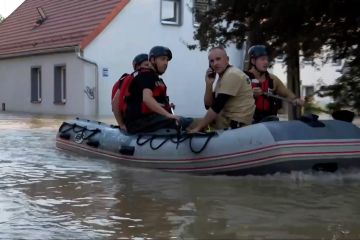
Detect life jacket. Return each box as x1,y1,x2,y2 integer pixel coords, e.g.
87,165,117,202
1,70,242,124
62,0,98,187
140,77,171,115
244,71,281,114
121,69,171,116
111,73,129,101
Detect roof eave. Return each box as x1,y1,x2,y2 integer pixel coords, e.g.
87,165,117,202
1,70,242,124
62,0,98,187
0,46,78,60
79,0,130,50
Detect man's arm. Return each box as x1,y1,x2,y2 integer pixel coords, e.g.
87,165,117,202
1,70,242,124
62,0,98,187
143,89,179,120
189,94,230,132
273,76,304,106
273,75,296,100
111,90,127,130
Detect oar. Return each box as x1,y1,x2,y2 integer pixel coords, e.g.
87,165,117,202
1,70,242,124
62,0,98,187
168,102,182,148
263,92,297,105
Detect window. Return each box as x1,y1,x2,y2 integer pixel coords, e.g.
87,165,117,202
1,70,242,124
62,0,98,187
160,0,181,25
31,67,42,103
54,65,66,104
303,85,315,97
331,58,342,67
193,0,215,26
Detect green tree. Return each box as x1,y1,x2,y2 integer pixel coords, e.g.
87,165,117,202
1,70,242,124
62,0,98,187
0,14,4,23
190,0,359,119
317,62,360,114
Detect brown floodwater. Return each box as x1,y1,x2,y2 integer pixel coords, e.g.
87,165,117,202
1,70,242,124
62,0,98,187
1,112,360,240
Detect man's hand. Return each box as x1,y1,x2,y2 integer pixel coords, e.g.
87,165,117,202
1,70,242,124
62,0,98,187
167,113,181,122
253,87,263,97
119,123,127,132
292,98,305,106
205,68,216,86
170,102,175,110
187,127,201,134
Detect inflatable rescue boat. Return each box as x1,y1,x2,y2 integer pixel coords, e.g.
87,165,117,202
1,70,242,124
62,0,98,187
56,114,360,175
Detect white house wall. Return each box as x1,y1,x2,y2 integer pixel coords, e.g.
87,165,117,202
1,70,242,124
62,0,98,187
0,53,94,115
82,62,98,116
271,59,342,105
84,0,244,117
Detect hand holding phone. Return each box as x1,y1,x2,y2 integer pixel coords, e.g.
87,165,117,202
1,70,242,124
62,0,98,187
207,64,216,78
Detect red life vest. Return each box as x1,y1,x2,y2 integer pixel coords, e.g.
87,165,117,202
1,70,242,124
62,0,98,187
245,71,280,114
119,69,170,116
118,71,141,115
140,77,171,114
111,73,129,101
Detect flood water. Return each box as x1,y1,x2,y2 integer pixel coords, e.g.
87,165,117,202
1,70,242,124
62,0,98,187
1,112,360,240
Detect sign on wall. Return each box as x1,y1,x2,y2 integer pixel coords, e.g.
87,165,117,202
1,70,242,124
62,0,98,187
102,68,109,77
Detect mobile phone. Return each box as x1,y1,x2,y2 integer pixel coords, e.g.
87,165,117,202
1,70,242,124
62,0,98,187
208,64,216,78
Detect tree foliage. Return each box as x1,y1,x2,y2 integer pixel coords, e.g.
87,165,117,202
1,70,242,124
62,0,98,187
0,15,4,23
317,62,360,113
192,0,358,60
190,0,360,116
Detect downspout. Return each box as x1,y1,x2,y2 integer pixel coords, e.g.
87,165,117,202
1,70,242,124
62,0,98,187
76,47,99,116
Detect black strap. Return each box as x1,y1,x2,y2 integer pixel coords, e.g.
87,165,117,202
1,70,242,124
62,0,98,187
230,120,245,129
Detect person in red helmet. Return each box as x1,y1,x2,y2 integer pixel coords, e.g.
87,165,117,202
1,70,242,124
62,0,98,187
111,53,149,131
124,46,192,134
245,45,304,123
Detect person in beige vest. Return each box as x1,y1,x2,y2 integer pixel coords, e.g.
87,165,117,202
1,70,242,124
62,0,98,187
188,46,255,132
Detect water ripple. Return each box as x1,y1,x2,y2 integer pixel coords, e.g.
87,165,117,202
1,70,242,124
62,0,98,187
1,113,360,239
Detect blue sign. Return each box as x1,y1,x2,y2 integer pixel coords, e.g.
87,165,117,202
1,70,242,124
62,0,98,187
102,68,109,77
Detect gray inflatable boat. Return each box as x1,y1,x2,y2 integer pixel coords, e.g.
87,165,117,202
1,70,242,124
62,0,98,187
56,115,360,175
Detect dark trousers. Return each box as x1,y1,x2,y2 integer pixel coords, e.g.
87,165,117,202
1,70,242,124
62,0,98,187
229,120,245,129
126,113,192,134
253,109,279,123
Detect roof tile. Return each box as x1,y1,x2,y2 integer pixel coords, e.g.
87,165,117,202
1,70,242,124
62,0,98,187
0,0,128,58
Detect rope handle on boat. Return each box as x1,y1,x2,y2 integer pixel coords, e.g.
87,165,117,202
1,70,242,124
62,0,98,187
58,122,75,134
136,135,153,146
136,135,169,150
188,132,215,154
136,131,216,153
59,122,101,140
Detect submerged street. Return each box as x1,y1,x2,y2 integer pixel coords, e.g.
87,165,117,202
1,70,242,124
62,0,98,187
1,112,360,239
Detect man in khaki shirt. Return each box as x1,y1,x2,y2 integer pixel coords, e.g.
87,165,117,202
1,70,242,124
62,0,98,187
188,46,255,132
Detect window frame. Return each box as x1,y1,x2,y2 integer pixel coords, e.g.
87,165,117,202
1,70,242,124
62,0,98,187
30,66,42,103
192,0,215,27
302,85,315,97
160,0,182,26
54,65,67,104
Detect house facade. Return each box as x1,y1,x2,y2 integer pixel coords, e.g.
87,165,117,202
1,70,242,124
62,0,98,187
271,58,342,106
0,0,245,117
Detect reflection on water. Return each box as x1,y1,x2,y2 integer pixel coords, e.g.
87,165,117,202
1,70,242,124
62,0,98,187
1,112,360,239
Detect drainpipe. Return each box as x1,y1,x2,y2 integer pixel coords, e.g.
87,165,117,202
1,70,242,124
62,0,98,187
76,48,99,116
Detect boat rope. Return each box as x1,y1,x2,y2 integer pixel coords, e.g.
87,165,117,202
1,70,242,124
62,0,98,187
150,137,169,150
58,122,75,134
188,132,215,154
136,131,216,153
58,122,101,140
136,135,153,146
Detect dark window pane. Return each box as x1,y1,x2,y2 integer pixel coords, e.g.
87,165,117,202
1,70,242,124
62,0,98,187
31,68,40,102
